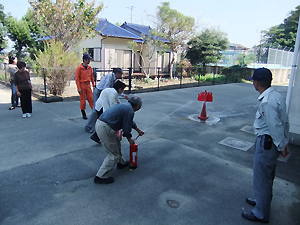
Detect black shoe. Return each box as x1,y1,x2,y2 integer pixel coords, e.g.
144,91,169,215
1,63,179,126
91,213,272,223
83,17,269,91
117,161,129,170
81,110,88,120
9,106,15,110
90,133,101,143
94,176,114,184
246,198,256,207
241,211,268,223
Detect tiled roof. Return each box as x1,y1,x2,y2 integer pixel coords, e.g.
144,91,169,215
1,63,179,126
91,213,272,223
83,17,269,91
121,22,152,37
121,22,169,43
96,19,141,39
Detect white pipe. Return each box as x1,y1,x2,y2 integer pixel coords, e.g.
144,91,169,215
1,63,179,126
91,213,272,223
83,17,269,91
286,16,300,115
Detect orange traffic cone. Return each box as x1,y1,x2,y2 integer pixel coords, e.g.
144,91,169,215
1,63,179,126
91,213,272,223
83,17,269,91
198,102,209,120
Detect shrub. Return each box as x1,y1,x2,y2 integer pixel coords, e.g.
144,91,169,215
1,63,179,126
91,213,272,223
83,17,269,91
35,41,81,95
222,65,252,82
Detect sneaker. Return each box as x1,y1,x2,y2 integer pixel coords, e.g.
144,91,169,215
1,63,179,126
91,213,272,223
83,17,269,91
9,106,15,110
22,114,26,118
85,126,93,134
90,133,101,144
94,176,114,184
117,161,129,170
26,113,31,118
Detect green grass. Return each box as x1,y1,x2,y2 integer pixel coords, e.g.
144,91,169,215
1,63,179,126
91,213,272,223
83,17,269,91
194,73,226,83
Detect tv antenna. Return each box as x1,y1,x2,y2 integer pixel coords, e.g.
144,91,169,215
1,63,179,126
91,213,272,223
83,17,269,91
127,6,134,23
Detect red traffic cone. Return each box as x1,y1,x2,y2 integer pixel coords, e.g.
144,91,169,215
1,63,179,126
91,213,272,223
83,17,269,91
198,102,209,120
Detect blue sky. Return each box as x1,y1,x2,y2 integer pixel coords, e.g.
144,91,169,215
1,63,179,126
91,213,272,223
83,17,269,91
2,0,300,48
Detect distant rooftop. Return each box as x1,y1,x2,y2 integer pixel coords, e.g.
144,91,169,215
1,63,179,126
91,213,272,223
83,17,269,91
96,19,141,39
228,43,249,51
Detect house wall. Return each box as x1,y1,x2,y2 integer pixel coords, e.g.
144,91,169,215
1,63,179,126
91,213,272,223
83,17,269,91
74,35,103,68
75,35,135,78
102,38,133,73
76,34,175,78
135,44,173,76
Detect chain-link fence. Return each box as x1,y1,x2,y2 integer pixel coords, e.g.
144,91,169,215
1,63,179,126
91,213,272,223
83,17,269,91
267,47,294,67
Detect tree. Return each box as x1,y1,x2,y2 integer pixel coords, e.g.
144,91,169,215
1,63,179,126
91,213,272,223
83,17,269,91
127,30,168,78
155,2,195,78
35,41,81,95
0,4,7,51
23,10,45,59
261,5,300,50
29,0,103,50
185,28,229,71
5,16,32,59
235,52,255,66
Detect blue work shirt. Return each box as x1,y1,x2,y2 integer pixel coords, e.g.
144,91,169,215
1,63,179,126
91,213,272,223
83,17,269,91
99,102,137,138
253,87,289,151
96,72,116,90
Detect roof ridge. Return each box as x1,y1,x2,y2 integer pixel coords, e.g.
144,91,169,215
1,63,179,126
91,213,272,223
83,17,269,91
96,18,141,39
126,22,151,28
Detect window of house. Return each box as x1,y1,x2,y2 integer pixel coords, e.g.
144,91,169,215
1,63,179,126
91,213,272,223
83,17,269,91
87,48,101,62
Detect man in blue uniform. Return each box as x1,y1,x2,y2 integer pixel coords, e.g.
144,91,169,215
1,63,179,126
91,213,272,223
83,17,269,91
242,68,290,223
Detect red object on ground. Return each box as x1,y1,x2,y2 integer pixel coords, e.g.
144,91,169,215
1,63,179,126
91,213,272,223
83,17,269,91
198,90,213,121
198,102,209,120
129,143,138,169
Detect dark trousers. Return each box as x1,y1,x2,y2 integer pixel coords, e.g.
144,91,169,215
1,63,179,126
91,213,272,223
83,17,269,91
91,109,103,141
252,135,279,221
19,89,32,114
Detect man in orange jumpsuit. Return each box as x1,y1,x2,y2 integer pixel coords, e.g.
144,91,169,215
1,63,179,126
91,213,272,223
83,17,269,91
75,53,95,120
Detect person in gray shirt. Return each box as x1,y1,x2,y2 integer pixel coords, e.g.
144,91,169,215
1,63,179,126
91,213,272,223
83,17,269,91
242,68,290,223
85,68,128,133
94,95,144,184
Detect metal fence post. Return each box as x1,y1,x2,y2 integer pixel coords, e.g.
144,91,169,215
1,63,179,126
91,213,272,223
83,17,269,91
157,67,160,91
180,67,183,88
43,68,48,103
93,68,97,83
128,67,132,94
4,63,7,82
198,67,201,86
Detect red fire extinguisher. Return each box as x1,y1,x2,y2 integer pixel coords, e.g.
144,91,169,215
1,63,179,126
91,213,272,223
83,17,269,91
129,143,138,169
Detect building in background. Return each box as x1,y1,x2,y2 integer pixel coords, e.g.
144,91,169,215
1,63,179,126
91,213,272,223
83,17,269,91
75,19,172,78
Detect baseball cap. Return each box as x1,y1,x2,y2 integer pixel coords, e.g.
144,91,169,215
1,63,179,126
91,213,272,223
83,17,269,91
248,68,272,81
83,53,92,60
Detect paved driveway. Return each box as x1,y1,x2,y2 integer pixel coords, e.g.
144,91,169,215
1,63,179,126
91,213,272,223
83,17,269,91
0,83,299,225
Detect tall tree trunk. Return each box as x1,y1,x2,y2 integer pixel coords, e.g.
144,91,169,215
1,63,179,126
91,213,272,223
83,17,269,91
169,52,175,79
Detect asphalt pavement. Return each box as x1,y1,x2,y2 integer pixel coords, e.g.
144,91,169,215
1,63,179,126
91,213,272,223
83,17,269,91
0,82,299,225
